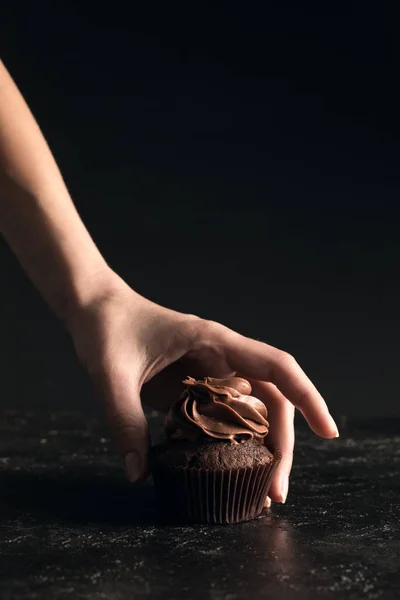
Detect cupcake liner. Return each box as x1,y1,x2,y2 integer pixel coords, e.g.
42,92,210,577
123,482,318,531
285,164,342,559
152,451,281,525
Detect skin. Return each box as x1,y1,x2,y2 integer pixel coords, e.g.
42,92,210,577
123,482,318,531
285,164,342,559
0,61,339,505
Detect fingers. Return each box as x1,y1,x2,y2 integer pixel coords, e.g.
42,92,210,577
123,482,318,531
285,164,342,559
250,380,295,503
220,327,338,439
91,363,150,483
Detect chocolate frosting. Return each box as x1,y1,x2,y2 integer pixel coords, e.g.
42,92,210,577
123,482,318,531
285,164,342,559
165,376,269,443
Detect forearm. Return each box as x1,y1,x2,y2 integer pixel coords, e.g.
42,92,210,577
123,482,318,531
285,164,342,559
0,61,109,321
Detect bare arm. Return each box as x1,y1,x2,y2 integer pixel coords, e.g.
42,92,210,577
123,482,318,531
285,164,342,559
0,60,109,321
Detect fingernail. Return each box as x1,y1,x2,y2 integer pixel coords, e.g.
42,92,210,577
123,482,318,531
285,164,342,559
329,415,340,438
125,451,142,483
264,496,271,508
279,476,289,504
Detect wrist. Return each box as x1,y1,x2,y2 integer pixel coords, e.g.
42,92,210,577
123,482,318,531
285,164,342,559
54,262,120,327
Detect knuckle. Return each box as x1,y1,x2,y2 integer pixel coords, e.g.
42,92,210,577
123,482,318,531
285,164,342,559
111,411,141,434
199,318,224,336
287,402,296,417
109,412,147,455
184,318,233,372
178,314,204,344
275,350,297,368
274,451,294,465
186,317,225,345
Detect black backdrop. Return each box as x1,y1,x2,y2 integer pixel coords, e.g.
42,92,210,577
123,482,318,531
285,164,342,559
1,1,399,417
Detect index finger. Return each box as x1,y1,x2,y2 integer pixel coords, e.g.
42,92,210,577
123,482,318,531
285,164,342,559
222,328,339,439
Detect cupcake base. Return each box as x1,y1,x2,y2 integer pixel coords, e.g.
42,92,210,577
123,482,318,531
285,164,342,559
152,449,281,525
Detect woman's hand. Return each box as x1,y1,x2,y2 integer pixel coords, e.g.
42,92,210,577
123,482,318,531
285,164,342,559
67,267,338,504
0,62,338,504
0,62,337,505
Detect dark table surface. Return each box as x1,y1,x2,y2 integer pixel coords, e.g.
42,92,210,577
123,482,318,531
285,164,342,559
0,411,399,600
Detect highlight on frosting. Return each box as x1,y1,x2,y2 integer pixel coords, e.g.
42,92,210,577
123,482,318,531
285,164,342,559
165,376,269,443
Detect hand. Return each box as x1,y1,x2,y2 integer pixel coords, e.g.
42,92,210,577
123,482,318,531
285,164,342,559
67,268,339,504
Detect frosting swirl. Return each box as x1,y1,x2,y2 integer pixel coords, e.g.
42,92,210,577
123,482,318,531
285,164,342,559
165,376,269,443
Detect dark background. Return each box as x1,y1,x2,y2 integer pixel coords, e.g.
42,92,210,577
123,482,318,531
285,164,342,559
1,1,399,417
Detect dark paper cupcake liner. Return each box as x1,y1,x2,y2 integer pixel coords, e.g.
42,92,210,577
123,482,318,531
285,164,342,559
152,451,281,525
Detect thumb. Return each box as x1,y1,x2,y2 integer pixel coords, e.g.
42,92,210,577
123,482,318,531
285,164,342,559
92,364,150,483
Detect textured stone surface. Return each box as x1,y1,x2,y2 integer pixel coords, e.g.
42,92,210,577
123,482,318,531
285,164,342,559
0,412,399,599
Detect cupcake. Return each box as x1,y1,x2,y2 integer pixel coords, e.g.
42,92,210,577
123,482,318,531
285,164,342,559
151,376,281,524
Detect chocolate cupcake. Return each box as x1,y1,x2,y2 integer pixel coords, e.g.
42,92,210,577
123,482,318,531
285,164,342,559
151,376,281,524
